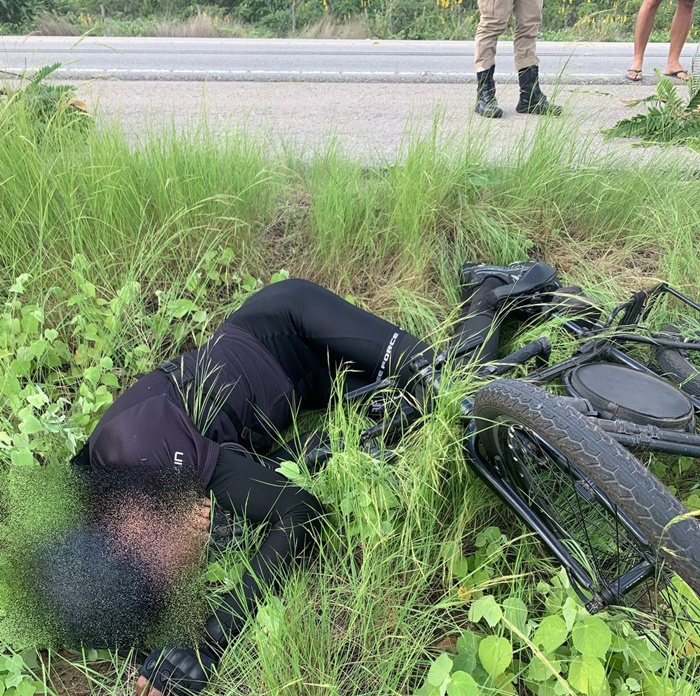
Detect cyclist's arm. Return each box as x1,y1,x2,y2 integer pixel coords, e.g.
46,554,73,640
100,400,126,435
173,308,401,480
203,446,324,651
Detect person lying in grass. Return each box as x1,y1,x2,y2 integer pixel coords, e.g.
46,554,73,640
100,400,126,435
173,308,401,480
38,266,553,696
49,277,437,696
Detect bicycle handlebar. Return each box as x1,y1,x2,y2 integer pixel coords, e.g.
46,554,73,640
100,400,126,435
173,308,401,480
479,337,552,377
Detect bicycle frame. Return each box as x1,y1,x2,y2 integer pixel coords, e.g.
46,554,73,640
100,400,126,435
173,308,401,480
310,281,700,616
335,375,658,614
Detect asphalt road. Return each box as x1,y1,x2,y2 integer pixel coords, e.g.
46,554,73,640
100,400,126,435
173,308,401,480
2,36,699,84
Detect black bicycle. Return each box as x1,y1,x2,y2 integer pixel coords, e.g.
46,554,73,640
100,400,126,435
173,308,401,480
303,270,700,648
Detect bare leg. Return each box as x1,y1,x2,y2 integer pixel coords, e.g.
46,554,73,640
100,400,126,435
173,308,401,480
664,0,695,77
628,0,663,78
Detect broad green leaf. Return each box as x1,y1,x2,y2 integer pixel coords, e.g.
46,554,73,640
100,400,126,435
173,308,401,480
456,631,480,656
452,555,469,577
15,347,33,362
205,562,227,582
242,275,259,292
452,651,476,674
0,373,21,397
426,653,453,687
28,339,46,358
11,448,36,467
25,391,48,409
572,615,611,659
533,615,569,653
83,366,101,385
469,595,502,627
562,597,579,631
18,415,42,435
101,372,119,388
275,460,302,482
270,270,290,284
167,299,198,318
502,597,528,634
527,654,561,682
447,671,480,696
567,655,607,695
15,680,37,696
475,526,502,547
478,635,512,679
493,671,517,694
10,358,31,377
4,670,23,688
256,596,285,638
9,273,31,294
642,674,695,696
625,677,641,692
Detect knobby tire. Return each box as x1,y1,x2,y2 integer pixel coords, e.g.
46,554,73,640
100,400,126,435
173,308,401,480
473,379,700,610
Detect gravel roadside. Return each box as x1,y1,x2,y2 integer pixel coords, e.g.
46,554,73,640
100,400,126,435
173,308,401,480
68,79,700,165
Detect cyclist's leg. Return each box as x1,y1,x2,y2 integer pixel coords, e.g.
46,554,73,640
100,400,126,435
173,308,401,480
451,260,560,368
226,279,434,405
450,277,507,368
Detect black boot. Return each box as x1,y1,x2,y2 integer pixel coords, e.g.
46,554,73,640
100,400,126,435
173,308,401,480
515,65,562,115
460,260,559,305
475,66,503,118
460,261,547,300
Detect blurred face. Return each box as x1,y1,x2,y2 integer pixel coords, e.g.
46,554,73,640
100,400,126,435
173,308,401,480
26,486,213,651
102,497,211,584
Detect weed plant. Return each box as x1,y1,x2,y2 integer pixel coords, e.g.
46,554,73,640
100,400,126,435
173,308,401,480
1,92,700,695
605,59,700,151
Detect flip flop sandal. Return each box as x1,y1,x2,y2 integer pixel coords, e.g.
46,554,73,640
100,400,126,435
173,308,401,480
662,69,689,81
625,68,642,82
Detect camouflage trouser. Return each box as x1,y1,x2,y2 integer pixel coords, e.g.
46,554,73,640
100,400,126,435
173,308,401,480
475,0,543,72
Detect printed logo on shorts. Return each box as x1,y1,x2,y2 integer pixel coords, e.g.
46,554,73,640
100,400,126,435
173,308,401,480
377,332,400,379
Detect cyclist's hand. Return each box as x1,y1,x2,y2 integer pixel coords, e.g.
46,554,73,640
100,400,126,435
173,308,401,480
136,648,217,696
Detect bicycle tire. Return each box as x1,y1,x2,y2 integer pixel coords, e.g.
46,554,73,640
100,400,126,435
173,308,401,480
473,379,700,624
654,323,700,398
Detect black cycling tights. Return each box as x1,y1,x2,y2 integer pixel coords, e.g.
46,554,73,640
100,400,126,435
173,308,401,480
204,280,433,646
225,278,433,408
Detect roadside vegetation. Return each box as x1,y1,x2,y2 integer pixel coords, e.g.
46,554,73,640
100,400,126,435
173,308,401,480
1,0,697,41
1,76,700,696
605,60,700,150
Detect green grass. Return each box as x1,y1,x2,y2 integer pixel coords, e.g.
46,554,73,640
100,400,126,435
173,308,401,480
2,90,700,695
6,2,698,43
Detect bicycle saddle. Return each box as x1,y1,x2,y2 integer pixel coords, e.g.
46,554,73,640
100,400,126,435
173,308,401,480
487,262,559,307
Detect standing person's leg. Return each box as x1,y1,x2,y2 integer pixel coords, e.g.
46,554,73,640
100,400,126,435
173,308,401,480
627,0,663,81
226,279,434,407
513,0,561,115
474,0,512,118
663,0,695,79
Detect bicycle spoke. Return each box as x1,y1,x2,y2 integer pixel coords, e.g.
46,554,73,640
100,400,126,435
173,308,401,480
499,423,700,646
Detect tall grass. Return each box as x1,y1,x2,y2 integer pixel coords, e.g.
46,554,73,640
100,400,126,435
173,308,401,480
2,92,700,695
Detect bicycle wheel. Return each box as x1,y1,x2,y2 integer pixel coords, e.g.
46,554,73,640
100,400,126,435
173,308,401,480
654,323,700,398
473,379,700,643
